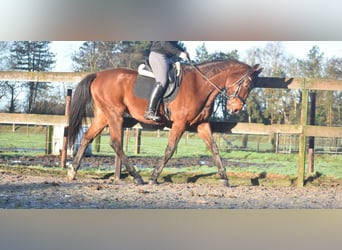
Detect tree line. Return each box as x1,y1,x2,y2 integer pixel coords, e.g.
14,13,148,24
195,42,342,126
0,41,341,127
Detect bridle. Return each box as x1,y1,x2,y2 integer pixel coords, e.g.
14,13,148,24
189,62,253,105
225,70,253,104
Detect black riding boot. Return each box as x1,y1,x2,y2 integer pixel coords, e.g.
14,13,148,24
144,82,164,121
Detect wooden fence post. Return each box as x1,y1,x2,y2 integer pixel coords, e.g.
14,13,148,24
61,89,72,168
308,91,316,173
45,125,53,154
93,134,101,153
242,134,248,149
125,128,130,152
275,133,279,153
135,128,141,154
297,84,309,187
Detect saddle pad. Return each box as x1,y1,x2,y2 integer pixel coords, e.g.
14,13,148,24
133,75,156,100
133,75,179,102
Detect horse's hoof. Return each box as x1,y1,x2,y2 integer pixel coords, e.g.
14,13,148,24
134,177,144,185
220,179,230,187
148,179,158,185
66,170,77,182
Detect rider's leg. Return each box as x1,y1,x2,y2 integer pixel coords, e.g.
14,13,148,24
144,51,169,121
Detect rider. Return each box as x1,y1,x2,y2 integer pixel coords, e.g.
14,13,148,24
144,41,190,121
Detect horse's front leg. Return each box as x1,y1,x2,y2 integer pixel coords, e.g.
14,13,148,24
197,122,229,187
149,124,186,185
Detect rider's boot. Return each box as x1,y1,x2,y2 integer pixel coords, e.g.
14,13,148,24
144,82,164,121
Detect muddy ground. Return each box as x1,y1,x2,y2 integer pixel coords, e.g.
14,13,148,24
1,155,342,209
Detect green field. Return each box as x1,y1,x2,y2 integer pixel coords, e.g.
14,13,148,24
1,125,342,181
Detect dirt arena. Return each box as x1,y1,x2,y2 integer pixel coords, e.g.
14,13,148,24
1,155,342,209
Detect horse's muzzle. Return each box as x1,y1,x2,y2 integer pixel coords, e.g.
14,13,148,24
227,99,244,114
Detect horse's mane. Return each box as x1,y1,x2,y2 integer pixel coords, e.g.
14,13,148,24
183,59,249,77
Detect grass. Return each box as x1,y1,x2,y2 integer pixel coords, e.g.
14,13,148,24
1,125,342,184
0,125,46,155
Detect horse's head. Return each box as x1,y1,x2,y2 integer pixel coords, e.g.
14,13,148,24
226,64,263,114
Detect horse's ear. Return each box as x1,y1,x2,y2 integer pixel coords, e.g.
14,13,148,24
252,64,263,74
252,64,260,70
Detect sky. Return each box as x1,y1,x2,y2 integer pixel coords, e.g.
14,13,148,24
50,41,342,72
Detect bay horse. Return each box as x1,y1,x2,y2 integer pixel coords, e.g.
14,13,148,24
67,59,262,186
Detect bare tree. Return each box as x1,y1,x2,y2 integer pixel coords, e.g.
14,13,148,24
72,41,151,72
324,56,342,125
0,42,11,103
248,42,296,125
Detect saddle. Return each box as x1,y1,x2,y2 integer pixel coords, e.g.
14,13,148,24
133,60,183,103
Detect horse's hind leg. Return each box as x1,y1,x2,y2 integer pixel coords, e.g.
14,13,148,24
107,117,144,185
197,122,229,187
67,119,107,181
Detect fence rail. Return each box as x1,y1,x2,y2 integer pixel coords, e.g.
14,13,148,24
0,113,67,126
1,70,342,91
0,71,87,83
1,70,342,186
1,113,341,138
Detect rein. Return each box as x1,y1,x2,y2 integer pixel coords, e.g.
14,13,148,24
188,61,252,103
189,61,226,95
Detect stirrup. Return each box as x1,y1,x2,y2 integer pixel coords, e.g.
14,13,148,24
144,110,160,121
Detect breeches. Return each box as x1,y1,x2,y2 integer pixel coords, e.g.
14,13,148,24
149,51,170,88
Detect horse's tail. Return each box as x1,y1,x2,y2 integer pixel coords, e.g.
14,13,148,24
68,73,97,148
